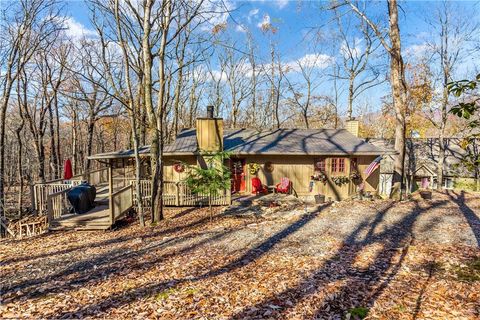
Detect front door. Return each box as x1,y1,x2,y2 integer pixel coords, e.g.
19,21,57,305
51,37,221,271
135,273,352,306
230,158,246,193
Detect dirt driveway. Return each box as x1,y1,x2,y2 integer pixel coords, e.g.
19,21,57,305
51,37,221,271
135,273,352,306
1,190,479,319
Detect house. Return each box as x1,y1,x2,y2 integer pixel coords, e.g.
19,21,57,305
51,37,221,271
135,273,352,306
369,138,480,194
88,108,387,203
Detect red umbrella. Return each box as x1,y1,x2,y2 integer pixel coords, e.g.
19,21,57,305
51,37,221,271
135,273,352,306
63,159,73,180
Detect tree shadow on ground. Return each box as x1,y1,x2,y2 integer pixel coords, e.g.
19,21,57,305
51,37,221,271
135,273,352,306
2,225,237,303
447,190,480,247
171,207,197,219
49,203,332,318
2,207,226,265
228,199,449,319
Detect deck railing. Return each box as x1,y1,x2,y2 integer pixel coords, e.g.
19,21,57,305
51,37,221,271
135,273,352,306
34,180,82,213
163,181,231,206
35,169,230,223
126,180,230,207
111,185,133,223
46,188,72,225
129,179,152,208
34,168,108,214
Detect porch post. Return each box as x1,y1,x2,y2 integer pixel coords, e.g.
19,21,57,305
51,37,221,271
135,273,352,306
226,186,231,205
108,160,114,224
175,182,180,206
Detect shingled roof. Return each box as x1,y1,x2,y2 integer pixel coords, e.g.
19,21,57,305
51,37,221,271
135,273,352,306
368,138,478,178
89,128,385,160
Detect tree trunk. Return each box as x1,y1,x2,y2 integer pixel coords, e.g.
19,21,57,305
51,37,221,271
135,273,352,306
15,120,24,216
72,108,78,174
388,0,407,200
0,72,15,233
437,131,446,190
54,91,61,175
348,75,354,120
48,99,58,179
85,113,95,171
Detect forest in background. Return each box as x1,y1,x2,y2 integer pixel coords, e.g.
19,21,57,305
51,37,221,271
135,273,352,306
1,0,479,221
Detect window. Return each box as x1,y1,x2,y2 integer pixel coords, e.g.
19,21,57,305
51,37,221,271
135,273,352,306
339,158,345,172
444,177,454,189
314,158,326,172
331,158,345,173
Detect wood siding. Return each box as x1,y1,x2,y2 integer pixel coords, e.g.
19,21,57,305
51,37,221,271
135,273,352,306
163,154,380,201
196,118,223,152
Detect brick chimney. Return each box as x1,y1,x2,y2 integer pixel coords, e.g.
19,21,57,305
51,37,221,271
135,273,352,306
345,119,360,137
196,106,223,152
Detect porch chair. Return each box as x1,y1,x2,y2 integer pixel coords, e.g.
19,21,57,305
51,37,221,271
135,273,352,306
275,177,292,194
251,177,268,195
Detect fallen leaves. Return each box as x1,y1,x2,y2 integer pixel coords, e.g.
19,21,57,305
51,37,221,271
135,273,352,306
1,192,480,319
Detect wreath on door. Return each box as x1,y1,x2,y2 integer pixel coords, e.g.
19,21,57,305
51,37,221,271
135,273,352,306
248,162,260,175
173,163,185,173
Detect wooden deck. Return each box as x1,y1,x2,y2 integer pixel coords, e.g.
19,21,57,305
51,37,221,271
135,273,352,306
36,167,231,233
49,205,111,230
48,183,132,231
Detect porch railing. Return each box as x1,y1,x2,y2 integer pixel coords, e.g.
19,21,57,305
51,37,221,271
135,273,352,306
35,170,230,221
163,181,231,206
126,179,230,207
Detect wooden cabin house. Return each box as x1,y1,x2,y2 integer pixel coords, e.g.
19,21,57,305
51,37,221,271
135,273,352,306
88,110,385,204
34,109,387,230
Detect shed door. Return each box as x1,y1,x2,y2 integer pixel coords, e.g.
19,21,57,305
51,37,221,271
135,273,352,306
379,173,393,196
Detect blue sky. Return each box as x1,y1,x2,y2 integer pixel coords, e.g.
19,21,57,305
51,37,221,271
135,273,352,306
63,0,480,117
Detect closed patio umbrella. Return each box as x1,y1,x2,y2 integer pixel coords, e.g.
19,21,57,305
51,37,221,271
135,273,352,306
64,159,73,180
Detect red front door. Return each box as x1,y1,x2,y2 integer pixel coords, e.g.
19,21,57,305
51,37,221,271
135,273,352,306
230,158,246,193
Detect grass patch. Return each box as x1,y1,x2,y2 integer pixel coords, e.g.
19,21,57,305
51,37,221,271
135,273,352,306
454,258,480,283
347,306,369,319
184,288,198,296
155,288,177,301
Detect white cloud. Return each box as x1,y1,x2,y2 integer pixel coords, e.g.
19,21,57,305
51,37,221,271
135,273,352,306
235,24,247,33
284,53,334,73
257,14,271,29
198,0,235,32
275,0,289,9
246,8,259,23
63,17,96,40
405,43,431,59
340,38,363,59
249,8,259,17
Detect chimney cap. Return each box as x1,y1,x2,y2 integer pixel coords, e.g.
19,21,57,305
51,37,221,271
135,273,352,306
206,105,214,118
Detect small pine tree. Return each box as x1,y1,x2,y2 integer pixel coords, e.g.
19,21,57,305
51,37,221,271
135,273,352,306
184,151,231,220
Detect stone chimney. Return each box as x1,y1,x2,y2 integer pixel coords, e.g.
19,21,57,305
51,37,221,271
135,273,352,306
196,106,223,152
345,119,360,137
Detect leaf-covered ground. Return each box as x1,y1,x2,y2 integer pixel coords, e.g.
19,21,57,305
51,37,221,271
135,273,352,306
1,190,480,319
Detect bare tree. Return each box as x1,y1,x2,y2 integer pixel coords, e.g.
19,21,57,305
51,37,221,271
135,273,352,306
345,0,409,198
284,54,326,129
423,1,478,190
333,5,383,120
0,0,61,227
